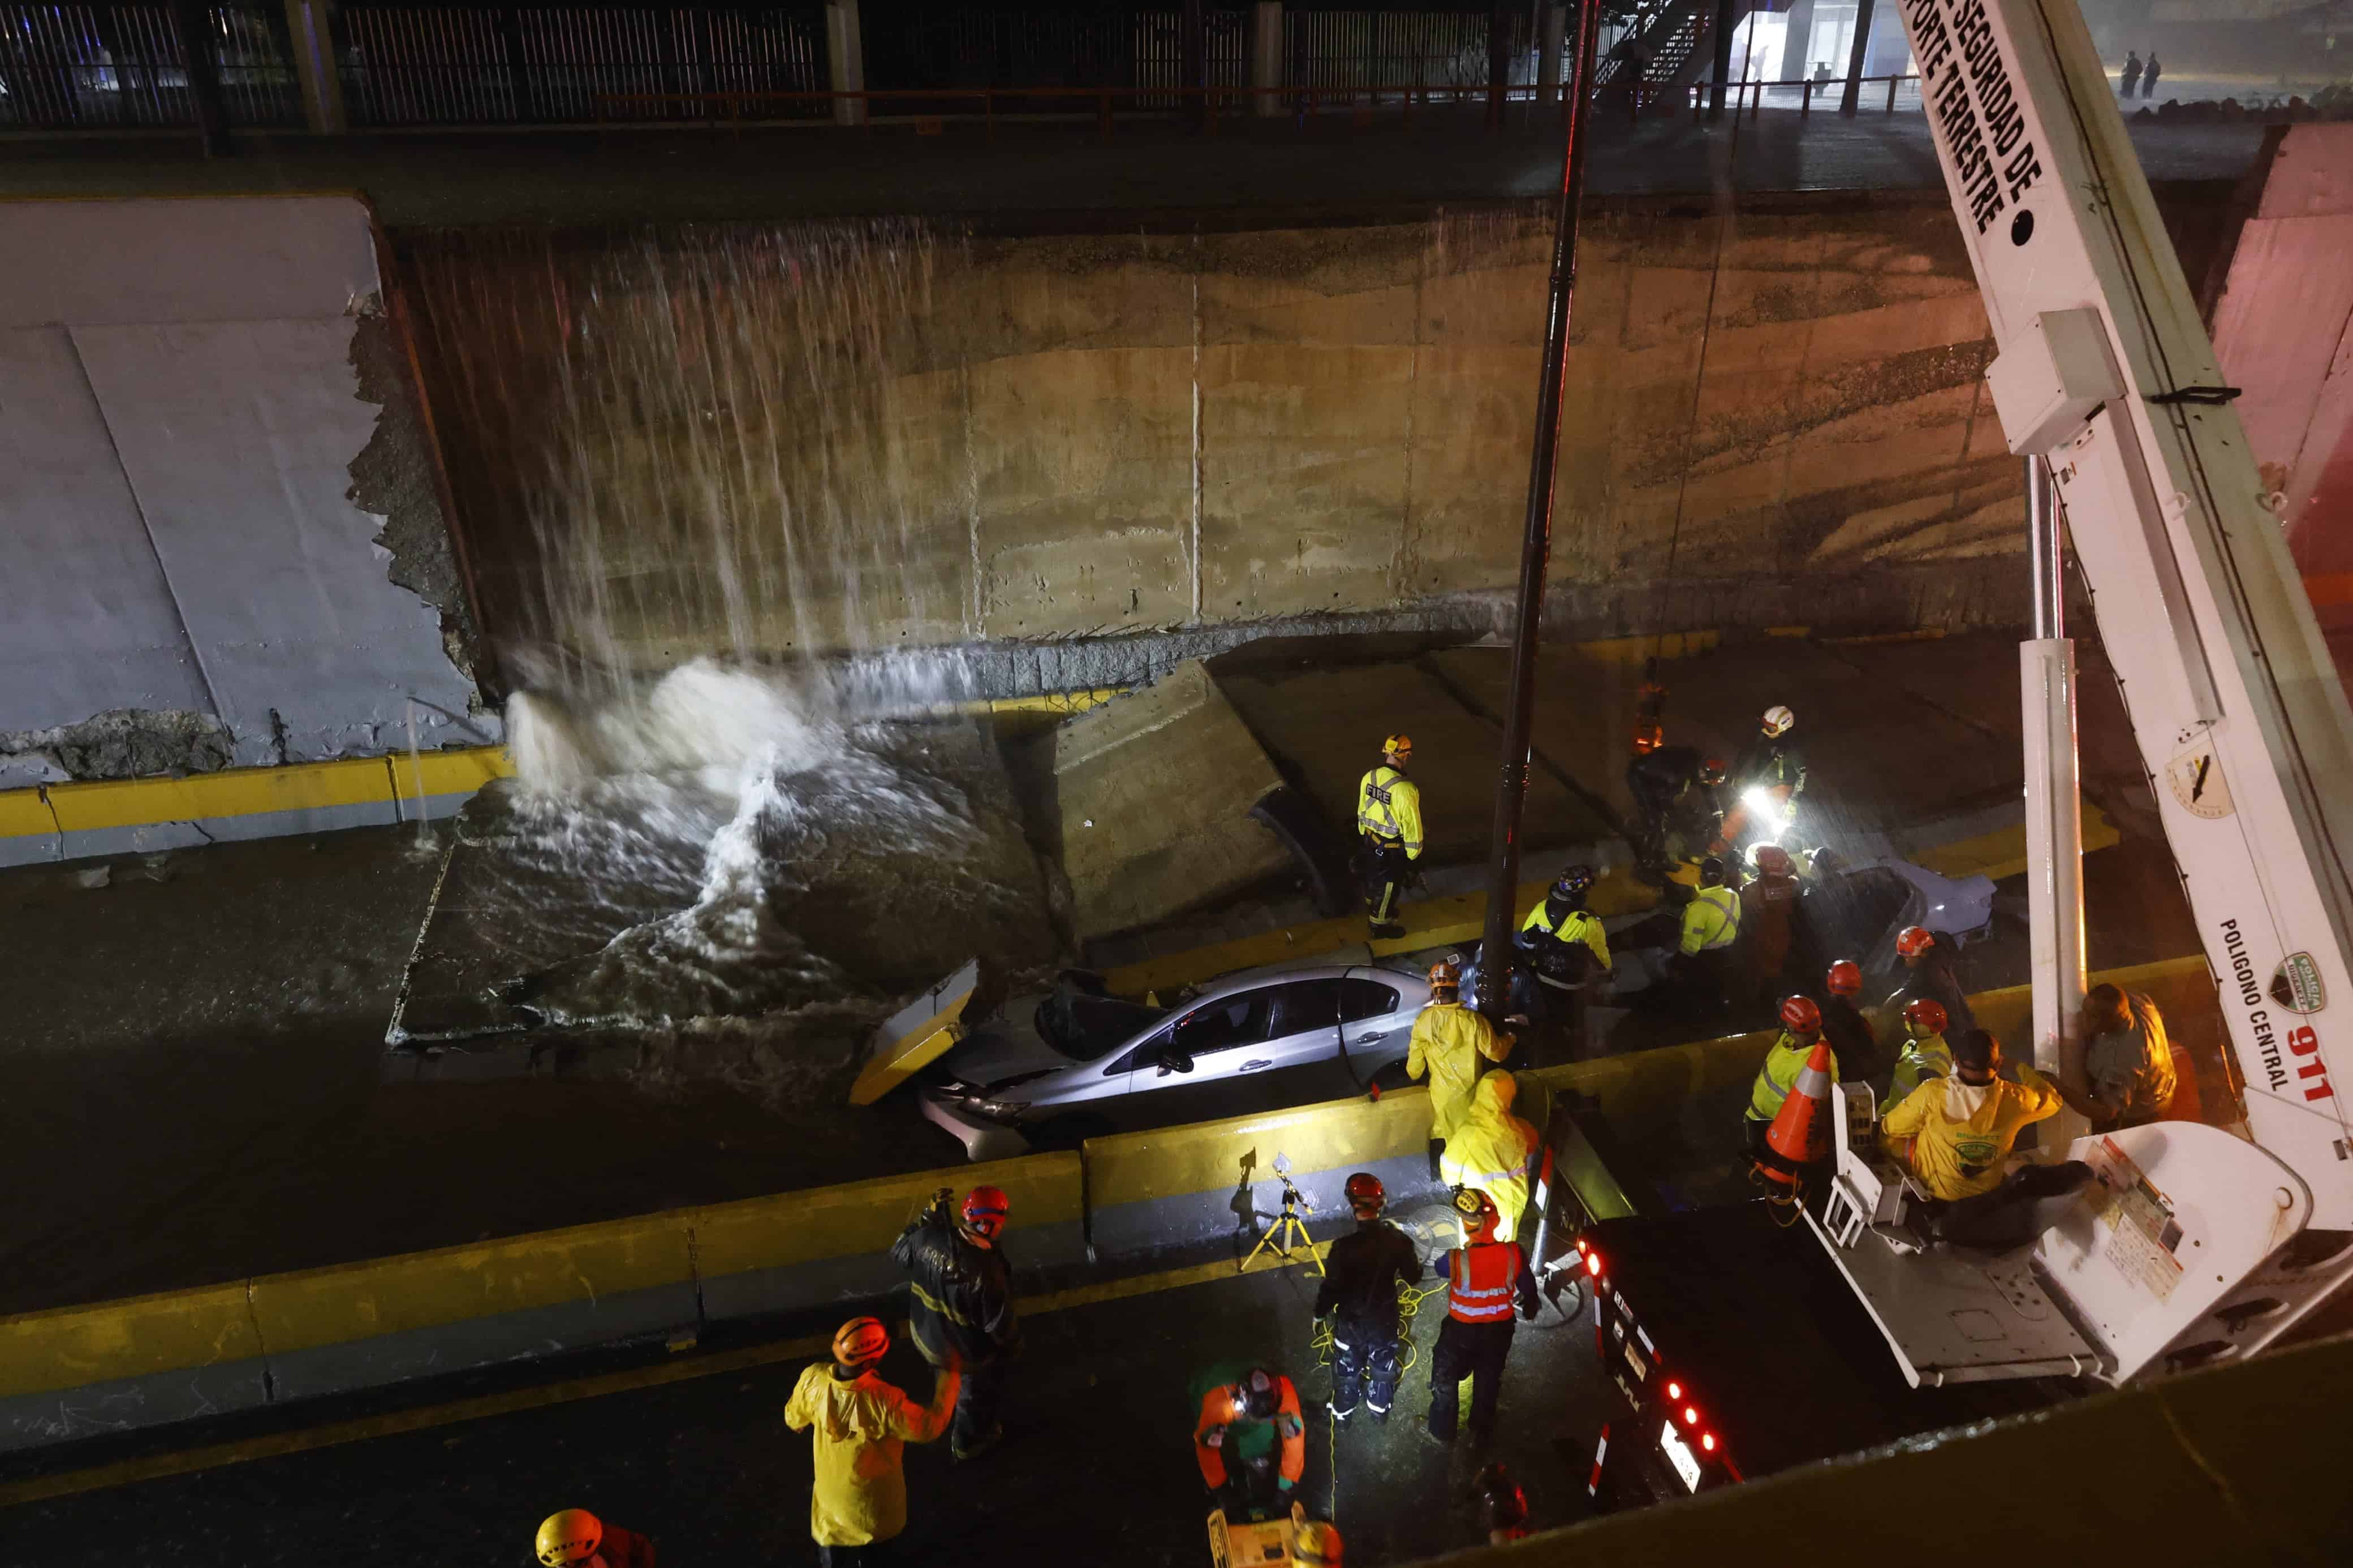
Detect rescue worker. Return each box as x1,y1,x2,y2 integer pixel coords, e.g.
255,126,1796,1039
2080,983,2179,1128
1745,995,1839,1152
1880,1029,2068,1206
1194,1365,1307,1519
1886,997,1952,1103
889,1184,1018,1461
1406,959,1514,1172
1424,1189,1539,1450
1313,1173,1423,1424
1474,1462,1531,1545
1819,958,1878,1079
783,1316,960,1568
1438,1073,1541,1244
1292,1521,1344,1567
1739,844,1803,1005
1358,734,1424,939
535,1510,656,1568
1624,736,1704,874
1888,925,1976,1042
1514,865,1611,1057
1672,854,1743,1016
1730,704,1807,811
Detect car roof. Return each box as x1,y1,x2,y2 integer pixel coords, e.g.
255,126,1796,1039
1191,961,1425,999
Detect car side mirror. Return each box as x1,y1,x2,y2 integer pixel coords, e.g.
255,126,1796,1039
1157,1049,1195,1077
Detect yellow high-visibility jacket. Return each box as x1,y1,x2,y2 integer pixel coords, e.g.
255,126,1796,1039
1880,1069,2062,1201
1747,1031,1839,1122
1679,884,1743,954
1521,901,1610,971
1357,764,1425,859
1440,1074,1541,1243
1887,1031,1953,1104
1407,1001,1512,1139
782,1360,959,1547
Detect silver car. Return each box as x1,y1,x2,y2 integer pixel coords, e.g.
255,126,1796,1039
916,961,1432,1161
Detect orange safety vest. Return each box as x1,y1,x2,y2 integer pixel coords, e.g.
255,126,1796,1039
1446,1242,1524,1324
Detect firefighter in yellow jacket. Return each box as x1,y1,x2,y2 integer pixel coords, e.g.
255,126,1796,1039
1407,959,1514,1175
783,1316,961,1566
1438,1073,1542,1243
1358,735,1424,938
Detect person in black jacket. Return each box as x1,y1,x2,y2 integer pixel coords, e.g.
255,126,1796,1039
1313,1173,1424,1424
1886,925,1977,1046
1818,958,1880,1081
890,1184,1019,1461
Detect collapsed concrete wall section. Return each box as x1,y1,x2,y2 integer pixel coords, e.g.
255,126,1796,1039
0,197,485,808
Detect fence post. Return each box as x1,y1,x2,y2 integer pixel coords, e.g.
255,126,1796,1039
282,0,345,132
1838,0,1876,116
1886,74,1899,113
1706,0,1735,121
1538,2,1566,105
826,0,866,127
162,0,231,153
1250,2,1282,118
1785,0,1817,87
1485,0,1507,131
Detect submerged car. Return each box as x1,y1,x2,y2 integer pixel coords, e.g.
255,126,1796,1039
916,960,1431,1160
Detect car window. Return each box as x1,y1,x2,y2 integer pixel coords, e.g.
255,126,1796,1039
1268,979,1344,1038
1339,979,1399,1022
1170,988,1277,1057
1036,989,1170,1062
1104,1024,1174,1076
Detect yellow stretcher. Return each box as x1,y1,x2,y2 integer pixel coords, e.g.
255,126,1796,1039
1207,1501,1307,1568
847,960,981,1107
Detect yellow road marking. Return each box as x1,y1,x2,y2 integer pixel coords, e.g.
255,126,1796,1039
0,1250,1325,1510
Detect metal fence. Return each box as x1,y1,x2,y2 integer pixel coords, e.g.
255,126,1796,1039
339,5,828,126
1,2,300,127
1283,6,1540,101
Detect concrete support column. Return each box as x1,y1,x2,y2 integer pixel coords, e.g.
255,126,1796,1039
284,0,346,133
1539,3,1567,104
826,0,865,127
1784,0,1817,83
165,0,231,156
1251,2,1282,117
1838,0,1876,115
1707,0,1736,119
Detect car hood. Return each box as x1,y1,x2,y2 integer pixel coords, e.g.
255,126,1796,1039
933,1002,1074,1090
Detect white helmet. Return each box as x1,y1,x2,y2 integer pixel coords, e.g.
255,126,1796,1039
1761,705,1795,737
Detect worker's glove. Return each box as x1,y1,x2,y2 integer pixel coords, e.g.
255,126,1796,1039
1518,1298,1539,1322
1277,1476,1295,1494
1203,1428,1225,1450
1277,1414,1303,1440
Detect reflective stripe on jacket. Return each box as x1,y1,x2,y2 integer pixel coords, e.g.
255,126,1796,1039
1747,1031,1839,1122
1679,884,1743,954
1521,901,1610,974
1446,1241,1526,1323
1357,765,1425,858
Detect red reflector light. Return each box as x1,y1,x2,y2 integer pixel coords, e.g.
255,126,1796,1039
1576,1236,1589,1254
1665,1381,1681,1399
1585,1251,1602,1277
1683,1406,1699,1427
1701,1433,1717,1453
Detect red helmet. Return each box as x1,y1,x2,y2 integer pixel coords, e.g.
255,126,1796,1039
1754,844,1794,876
962,1186,1010,1239
1779,995,1822,1033
1344,1172,1386,1219
1826,960,1862,996
1699,757,1728,785
1896,926,1936,958
1903,997,1949,1034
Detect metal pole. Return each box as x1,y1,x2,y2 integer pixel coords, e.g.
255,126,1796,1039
166,0,231,156
1477,0,1599,1022
1837,0,1876,116
2020,454,2089,1145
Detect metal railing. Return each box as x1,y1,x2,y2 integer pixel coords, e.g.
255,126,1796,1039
0,2,300,128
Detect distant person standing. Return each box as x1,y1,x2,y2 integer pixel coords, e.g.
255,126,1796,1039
2120,50,2143,98
1357,734,1424,939
2143,52,2161,98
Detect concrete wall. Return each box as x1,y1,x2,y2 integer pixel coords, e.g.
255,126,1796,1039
403,190,2220,671
0,198,484,810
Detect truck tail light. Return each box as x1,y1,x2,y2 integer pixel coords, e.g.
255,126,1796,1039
1701,1432,1718,1453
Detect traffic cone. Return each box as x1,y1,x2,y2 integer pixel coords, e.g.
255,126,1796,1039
1754,1041,1835,1204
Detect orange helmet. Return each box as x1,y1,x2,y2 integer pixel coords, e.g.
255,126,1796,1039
1903,997,1949,1035
1896,925,1936,958
1779,995,1822,1034
833,1316,890,1366
1454,1186,1501,1243
1382,733,1413,762
1632,722,1664,755
1826,959,1862,996
1428,958,1462,993
962,1185,1010,1239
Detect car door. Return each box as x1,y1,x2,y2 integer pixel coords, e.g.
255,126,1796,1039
1338,972,1408,1073
1112,985,1282,1131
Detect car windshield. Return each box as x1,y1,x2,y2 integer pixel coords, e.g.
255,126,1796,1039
1034,988,1170,1062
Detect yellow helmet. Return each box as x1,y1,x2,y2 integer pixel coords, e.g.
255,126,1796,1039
1382,733,1413,761
536,1510,603,1567
1294,1519,1345,1566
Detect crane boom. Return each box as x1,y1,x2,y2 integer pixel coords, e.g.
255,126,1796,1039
1891,0,2353,1357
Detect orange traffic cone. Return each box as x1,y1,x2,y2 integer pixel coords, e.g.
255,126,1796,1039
1753,1041,1836,1205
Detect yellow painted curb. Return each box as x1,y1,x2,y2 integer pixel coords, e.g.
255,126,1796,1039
0,746,518,844
690,1155,1080,1281
0,1280,261,1402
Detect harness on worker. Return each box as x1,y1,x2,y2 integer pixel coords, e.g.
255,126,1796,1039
1360,767,1406,844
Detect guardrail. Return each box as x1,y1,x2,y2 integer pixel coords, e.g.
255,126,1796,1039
0,954,2216,1457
